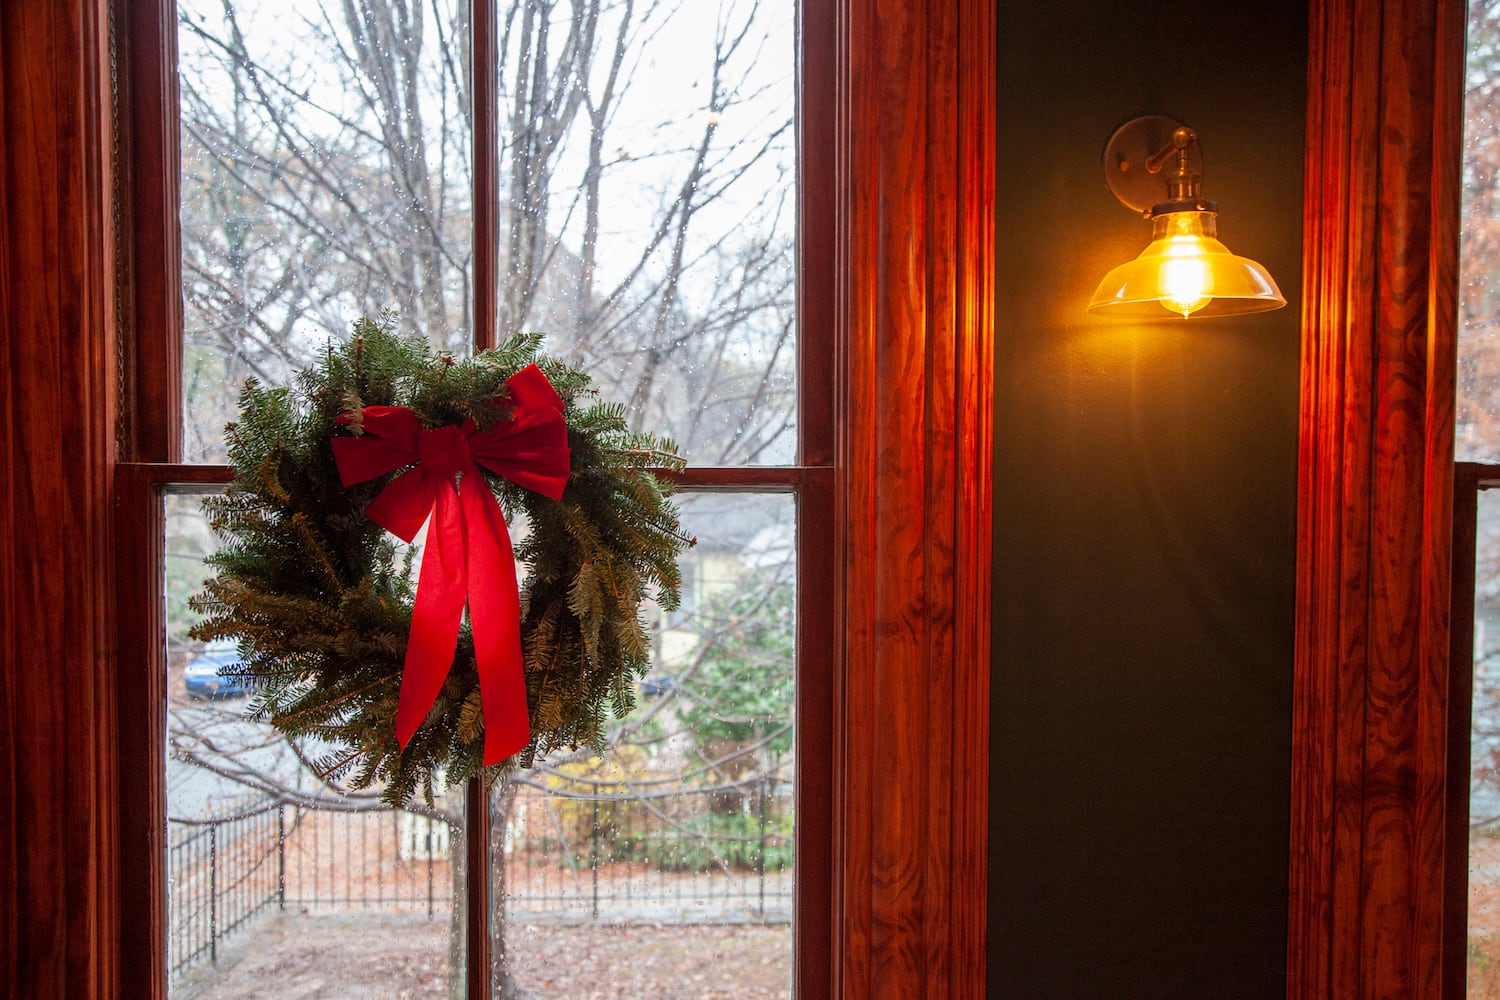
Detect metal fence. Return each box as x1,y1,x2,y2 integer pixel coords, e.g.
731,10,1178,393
503,779,792,925
167,807,282,976
168,782,792,981
167,803,455,980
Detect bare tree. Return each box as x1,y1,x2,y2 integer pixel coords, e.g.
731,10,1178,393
178,0,794,465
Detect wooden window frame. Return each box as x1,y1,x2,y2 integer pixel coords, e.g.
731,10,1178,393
0,2,121,995
1448,463,1500,997
0,0,1000,997
0,0,998,991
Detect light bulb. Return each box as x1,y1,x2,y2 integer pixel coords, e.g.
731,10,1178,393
1160,256,1211,317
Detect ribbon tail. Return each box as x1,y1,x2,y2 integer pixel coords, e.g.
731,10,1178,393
394,485,467,748
462,482,530,765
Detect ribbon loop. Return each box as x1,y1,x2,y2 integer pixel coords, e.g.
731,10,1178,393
332,364,570,764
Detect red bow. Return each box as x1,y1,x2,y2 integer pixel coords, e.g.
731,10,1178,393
331,364,570,765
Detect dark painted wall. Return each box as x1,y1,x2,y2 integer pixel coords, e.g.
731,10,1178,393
989,2,1307,996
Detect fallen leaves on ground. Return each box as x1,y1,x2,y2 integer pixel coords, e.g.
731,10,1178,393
172,912,790,999
508,922,790,999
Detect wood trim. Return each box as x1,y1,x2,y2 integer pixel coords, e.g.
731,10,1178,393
835,0,994,995
470,0,497,353
466,777,492,1000
1289,0,1465,995
119,0,182,462
0,0,120,996
798,0,836,472
115,463,235,487
796,467,837,998
949,0,995,980
1446,463,1491,995
661,466,807,489
114,466,169,999
114,464,233,999
794,1,837,993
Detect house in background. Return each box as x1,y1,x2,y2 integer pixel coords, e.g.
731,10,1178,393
0,0,1459,996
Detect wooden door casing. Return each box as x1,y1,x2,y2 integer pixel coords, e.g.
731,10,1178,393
1289,0,1465,995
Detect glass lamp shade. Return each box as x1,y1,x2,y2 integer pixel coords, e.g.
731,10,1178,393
1088,210,1286,318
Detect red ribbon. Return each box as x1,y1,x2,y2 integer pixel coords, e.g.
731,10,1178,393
331,364,570,765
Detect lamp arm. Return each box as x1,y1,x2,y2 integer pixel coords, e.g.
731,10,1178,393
1143,126,1197,173
1143,127,1201,202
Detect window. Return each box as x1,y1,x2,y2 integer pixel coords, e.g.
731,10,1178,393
101,2,993,997
124,0,827,995
1455,0,1500,991
1462,0,1500,466
1452,469,1500,997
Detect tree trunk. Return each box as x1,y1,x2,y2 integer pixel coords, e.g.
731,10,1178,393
447,816,466,1000
489,779,537,999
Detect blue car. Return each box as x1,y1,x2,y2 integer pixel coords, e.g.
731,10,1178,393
182,639,251,699
639,673,676,698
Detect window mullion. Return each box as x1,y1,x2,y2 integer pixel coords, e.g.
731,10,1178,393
468,1,499,994
465,770,493,999
472,0,499,353
123,0,185,464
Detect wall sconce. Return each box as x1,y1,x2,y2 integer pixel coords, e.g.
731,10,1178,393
1088,116,1286,319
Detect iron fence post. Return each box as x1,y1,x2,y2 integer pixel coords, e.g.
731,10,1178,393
209,822,218,965
758,775,769,916
591,798,600,921
278,804,287,910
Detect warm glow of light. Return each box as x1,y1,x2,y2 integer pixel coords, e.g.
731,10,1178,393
1088,210,1286,319
1159,254,1211,317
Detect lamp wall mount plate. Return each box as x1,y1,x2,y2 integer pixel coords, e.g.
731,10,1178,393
1102,115,1204,216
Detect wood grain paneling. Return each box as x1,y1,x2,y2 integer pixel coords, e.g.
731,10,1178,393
1290,0,1465,995
835,0,994,996
0,0,119,995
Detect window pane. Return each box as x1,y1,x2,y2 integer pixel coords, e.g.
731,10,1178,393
1460,9,1500,987
177,0,795,468
1462,0,1500,459
164,492,467,997
1474,488,1500,992
177,0,473,463
492,1,797,465
494,492,795,998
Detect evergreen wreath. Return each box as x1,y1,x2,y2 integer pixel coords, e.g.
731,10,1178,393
189,316,689,805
